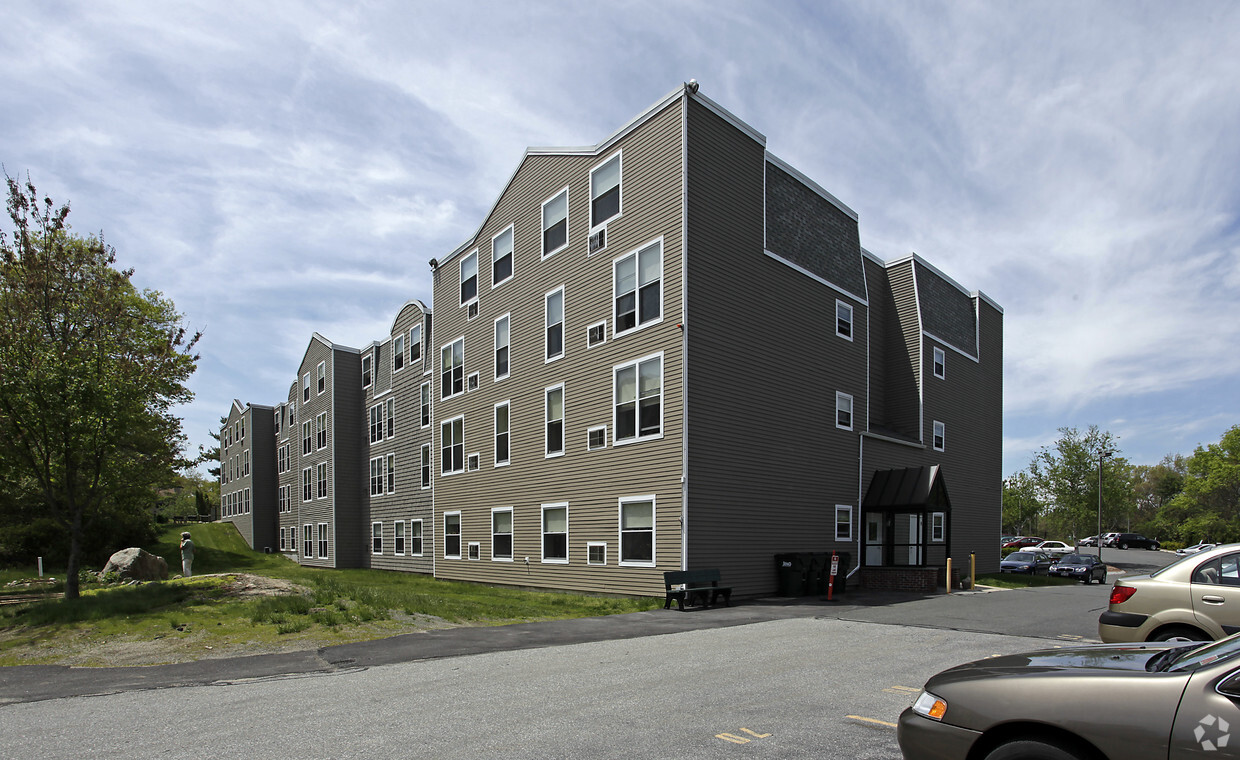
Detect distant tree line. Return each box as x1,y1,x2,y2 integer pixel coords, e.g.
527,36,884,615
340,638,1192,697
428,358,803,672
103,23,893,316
1004,424,1240,545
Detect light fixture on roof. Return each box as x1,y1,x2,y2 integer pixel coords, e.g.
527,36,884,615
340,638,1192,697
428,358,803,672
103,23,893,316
428,258,438,270
687,79,699,94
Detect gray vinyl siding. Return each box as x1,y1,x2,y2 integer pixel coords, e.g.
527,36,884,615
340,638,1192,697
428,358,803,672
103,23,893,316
431,98,685,596
296,338,337,567
884,260,922,440
332,347,367,568
248,406,277,552
276,393,300,555
220,403,255,547
684,100,868,597
366,301,434,574
863,256,890,434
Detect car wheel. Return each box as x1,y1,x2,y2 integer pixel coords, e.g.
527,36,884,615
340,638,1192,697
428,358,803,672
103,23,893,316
1151,543,1160,550
1120,543,1129,549
1151,626,1206,643
984,739,1085,760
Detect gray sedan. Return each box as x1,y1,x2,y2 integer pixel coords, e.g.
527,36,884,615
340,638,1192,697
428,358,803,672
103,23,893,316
898,634,1240,759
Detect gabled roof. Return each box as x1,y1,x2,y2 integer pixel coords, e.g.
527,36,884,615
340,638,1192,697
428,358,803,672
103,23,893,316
862,466,951,512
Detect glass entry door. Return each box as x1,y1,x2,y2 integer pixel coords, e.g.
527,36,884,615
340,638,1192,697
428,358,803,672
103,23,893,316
865,513,884,566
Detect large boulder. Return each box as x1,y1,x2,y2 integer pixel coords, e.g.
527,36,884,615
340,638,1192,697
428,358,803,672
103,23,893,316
100,547,168,581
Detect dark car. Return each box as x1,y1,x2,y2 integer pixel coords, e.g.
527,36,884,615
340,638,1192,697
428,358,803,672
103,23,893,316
1049,554,1107,583
898,634,1240,759
1104,532,1160,550
999,551,1054,575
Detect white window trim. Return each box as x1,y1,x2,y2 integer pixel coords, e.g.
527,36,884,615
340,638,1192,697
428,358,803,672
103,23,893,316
467,542,481,561
301,468,312,503
836,300,854,341
420,443,431,489
362,353,373,388
410,518,424,557
836,391,854,431
587,425,607,451
491,224,515,289
541,502,569,564
587,320,607,349
441,337,465,401
494,400,511,468
612,351,664,446
316,411,328,451
369,455,384,497
318,523,329,559
618,495,656,568
444,511,462,560
385,398,395,440
933,420,946,452
420,381,431,429
372,521,383,555
541,187,569,260
545,383,565,459
303,372,311,403
460,248,479,307
316,462,327,499
612,237,664,340
441,414,465,476
544,286,565,364
491,507,514,562
303,523,314,558
386,452,396,494
393,333,405,374
589,150,623,233
494,313,511,382
835,505,853,542
933,346,946,380
394,520,406,556
409,324,422,366
587,541,607,566
931,512,946,542
316,361,326,395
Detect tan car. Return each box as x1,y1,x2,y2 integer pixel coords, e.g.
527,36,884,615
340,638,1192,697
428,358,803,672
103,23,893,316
1099,542,1240,643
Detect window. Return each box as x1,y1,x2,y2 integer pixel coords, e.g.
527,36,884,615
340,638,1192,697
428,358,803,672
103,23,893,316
372,522,383,554
492,226,514,287
492,508,513,561
303,373,311,403
468,542,481,560
590,152,621,229
441,338,464,399
370,404,383,444
495,401,510,466
444,512,461,558
302,421,311,455
318,523,328,558
362,354,372,388
931,512,945,542
614,354,662,443
224,426,230,448
386,398,395,438
278,485,287,513
317,361,325,394
277,444,288,474
836,300,853,340
468,452,480,471
545,384,564,457
460,249,478,305
542,188,568,258
316,462,327,499
274,408,282,434
542,504,568,563
410,520,423,556
279,528,286,552
421,444,431,489
933,420,945,451
395,521,406,555
394,334,405,372
421,382,431,428
588,426,606,451
836,392,853,431
614,240,662,335
620,497,655,566
302,468,312,502
239,417,245,440
316,412,327,450
545,287,564,362
494,314,510,380
933,347,945,379
303,524,313,558
468,372,479,392
370,457,384,496
588,321,606,348
243,449,250,476
410,324,422,363
386,453,395,493
244,488,250,513
835,505,853,541
441,416,464,475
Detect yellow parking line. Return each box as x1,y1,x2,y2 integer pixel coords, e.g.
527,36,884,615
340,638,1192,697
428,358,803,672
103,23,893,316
847,715,898,728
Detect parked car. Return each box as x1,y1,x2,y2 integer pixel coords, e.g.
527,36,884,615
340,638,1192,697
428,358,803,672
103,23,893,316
999,535,1017,545
1103,532,1160,550
1099,543,1240,643
1177,542,1215,556
1028,540,1074,557
999,551,1055,575
1078,534,1100,547
1001,536,1044,549
1049,554,1108,584
898,633,1240,760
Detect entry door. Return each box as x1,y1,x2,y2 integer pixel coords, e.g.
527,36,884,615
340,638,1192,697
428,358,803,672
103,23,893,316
907,514,923,565
865,513,884,566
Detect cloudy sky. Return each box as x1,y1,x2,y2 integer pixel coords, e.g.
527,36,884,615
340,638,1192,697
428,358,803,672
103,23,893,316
4,1,1238,477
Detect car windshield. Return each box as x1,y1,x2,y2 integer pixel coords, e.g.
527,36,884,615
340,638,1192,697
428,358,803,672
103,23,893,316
1059,555,1087,564
1150,548,1233,579
1007,553,1033,561
1160,634,1240,673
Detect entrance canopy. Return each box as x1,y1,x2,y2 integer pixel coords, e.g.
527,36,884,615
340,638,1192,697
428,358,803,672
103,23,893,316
862,466,951,568
862,465,951,513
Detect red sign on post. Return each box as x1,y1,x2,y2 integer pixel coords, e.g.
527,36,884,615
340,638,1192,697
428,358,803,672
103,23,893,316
828,551,839,602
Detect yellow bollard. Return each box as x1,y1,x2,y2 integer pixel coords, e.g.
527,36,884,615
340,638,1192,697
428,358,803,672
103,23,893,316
946,557,953,594
970,552,976,590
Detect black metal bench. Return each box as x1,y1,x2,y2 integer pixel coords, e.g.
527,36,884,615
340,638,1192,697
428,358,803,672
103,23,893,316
664,569,732,610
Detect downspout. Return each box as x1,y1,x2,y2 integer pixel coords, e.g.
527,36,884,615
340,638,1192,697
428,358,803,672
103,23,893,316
679,88,690,571
849,433,863,578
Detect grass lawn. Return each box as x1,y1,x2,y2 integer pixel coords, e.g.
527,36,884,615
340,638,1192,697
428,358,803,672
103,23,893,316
0,522,661,667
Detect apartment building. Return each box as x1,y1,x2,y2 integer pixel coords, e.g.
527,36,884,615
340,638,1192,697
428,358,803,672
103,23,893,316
221,84,1002,597
219,400,276,552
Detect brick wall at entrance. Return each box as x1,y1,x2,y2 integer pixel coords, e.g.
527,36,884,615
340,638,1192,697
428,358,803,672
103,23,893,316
860,567,939,593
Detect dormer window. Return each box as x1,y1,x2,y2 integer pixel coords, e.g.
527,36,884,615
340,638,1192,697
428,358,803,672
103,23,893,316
590,153,621,229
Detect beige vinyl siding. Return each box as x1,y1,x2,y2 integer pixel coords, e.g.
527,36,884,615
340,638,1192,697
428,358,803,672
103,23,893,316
296,338,338,567
430,99,685,596
683,100,868,597
277,389,301,555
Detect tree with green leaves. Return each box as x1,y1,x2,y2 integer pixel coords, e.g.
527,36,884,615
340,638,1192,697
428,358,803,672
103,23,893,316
0,174,199,598
1002,471,1043,536
1153,426,1240,544
1027,426,1134,540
